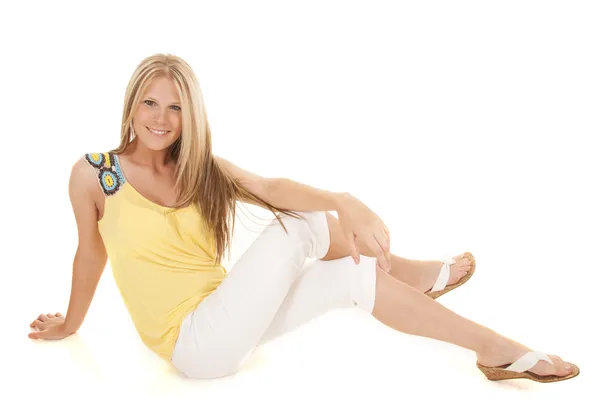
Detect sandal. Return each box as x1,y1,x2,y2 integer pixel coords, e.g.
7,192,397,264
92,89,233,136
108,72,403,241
476,351,580,383
425,252,476,300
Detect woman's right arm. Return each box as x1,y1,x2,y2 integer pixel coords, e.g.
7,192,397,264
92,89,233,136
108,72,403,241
62,157,108,334
29,157,108,339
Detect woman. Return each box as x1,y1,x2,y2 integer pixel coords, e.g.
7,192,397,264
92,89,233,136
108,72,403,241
29,53,578,382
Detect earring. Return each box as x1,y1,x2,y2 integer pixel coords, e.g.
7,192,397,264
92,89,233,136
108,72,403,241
130,120,135,136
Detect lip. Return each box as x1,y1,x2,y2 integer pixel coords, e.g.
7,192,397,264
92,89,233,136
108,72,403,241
146,126,170,134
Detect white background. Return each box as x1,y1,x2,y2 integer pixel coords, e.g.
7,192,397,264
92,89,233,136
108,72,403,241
2,1,598,398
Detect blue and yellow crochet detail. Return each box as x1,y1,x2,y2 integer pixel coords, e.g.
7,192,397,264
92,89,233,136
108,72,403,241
84,152,127,196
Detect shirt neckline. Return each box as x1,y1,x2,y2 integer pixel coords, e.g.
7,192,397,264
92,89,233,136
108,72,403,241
113,153,189,213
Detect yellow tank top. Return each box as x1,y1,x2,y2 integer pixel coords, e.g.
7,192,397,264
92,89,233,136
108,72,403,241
83,151,228,362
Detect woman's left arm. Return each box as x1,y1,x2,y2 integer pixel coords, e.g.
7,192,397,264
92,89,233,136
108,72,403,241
269,178,391,271
215,156,391,271
215,156,347,211
266,178,347,212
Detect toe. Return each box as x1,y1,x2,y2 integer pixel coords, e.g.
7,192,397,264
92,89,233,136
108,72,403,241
462,252,475,265
556,358,574,376
561,362,575,376
547,355,573,376
457,253,472,265
456,257,470,268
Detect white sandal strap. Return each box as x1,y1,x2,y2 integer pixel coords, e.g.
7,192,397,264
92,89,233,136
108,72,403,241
505,351,554,373
430,258,456,292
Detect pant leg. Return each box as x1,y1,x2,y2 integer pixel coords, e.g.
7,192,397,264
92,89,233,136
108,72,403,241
171,211,331,379
257,254,377,347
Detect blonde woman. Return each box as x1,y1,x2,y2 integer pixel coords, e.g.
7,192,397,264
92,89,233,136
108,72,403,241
29,54,578,382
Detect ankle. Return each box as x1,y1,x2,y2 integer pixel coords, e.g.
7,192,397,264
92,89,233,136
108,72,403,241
477,334,528,366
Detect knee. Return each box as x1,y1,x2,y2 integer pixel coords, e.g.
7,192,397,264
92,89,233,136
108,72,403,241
276,211,330,259
273,212,313,241
276,211,311,228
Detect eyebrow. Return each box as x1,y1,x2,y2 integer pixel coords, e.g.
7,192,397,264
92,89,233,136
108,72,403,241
147,96,181,105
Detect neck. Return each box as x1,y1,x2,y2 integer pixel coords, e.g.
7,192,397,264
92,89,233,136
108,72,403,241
124,137,173,173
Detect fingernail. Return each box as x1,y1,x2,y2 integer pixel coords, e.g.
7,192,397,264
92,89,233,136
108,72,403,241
565,364,572,370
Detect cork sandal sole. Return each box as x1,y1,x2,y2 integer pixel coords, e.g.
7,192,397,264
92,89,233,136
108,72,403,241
425,252,476,300
476,361,580,383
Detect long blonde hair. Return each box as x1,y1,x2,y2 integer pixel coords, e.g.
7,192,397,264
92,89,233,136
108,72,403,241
112,53,303,265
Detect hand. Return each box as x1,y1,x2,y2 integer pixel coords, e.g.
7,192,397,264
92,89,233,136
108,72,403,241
336,194,392,272
29,312,72,340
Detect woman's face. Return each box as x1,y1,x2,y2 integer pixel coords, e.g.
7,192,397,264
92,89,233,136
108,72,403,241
132,75,183,151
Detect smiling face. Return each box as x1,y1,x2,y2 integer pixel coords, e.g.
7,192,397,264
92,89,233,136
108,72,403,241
132,75,183,151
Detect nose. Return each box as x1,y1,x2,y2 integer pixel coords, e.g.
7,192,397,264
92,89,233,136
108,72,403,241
153,107,169,126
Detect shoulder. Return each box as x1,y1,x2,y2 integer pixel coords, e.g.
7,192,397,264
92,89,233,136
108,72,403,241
68,156,102,218
77,151,126,196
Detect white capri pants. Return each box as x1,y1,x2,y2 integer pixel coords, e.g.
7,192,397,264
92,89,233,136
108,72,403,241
170,211,378,379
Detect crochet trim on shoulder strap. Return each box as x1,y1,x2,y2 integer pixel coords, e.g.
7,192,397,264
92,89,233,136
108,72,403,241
83,152,127,196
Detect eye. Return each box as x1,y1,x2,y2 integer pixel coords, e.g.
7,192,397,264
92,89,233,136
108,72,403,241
144,100,180,111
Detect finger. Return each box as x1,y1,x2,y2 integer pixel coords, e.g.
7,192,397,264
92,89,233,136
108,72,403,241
39,314,49,322
377,254,388,272
29,330,44,339
47,313,55,318
373,232,391,270
31,321,43,331
376,256,392,273
375,230,390,253
385,251,392,272
371,243,388,272
56,312,64,317
345,229,360,264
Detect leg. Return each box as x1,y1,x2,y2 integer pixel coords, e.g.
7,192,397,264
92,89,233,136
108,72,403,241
258,254,377,346
242,243,574,380
171,211,331,379
321,212,473,293
371,266,575,378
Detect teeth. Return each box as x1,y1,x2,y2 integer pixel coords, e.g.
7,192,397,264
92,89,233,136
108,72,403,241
148,127,169,135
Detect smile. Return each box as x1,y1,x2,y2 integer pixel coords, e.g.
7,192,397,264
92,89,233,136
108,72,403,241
146,127,170,136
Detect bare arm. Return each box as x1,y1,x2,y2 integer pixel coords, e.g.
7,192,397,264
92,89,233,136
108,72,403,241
263,178,347,212
211,156,391,270
214,155,347,210
62,158,108,334
29,158,108,339
214,155,275,208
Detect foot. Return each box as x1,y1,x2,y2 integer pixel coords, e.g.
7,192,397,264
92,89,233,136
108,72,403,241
409,253,474,294
477,338,575,378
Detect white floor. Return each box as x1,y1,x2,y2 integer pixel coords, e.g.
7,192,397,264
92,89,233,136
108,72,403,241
4,1,599,398
13,206,597,398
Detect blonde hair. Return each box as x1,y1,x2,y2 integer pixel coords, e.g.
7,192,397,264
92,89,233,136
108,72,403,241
112,53,303,265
